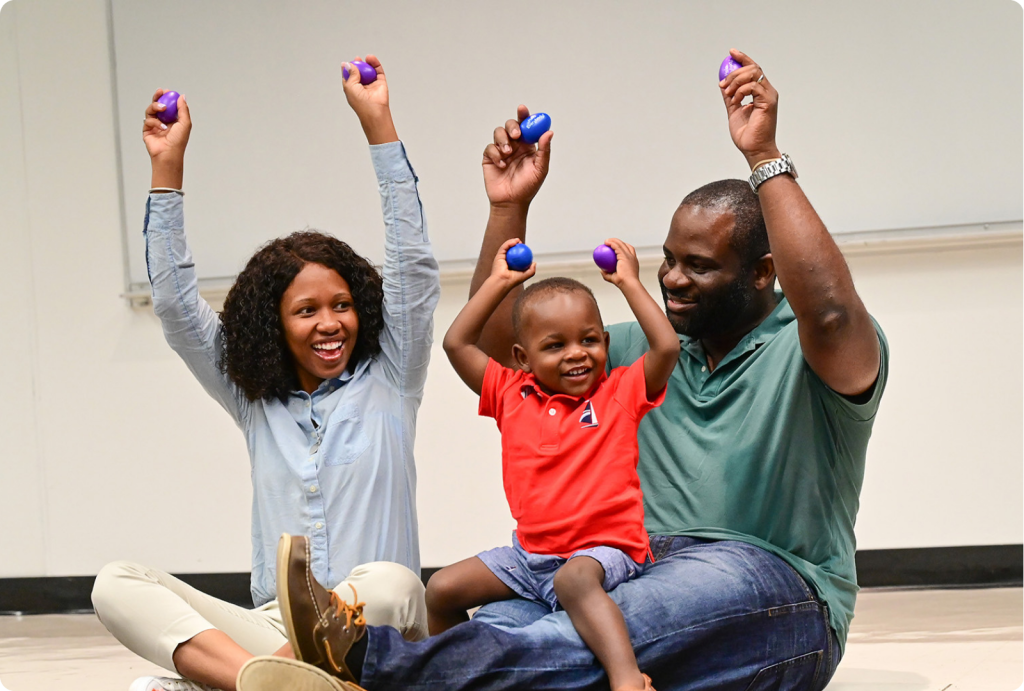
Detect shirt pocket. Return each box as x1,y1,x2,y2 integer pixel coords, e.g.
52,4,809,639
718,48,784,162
321,401,371,466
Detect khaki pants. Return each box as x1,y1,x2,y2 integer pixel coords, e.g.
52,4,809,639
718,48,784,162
91,560,428,673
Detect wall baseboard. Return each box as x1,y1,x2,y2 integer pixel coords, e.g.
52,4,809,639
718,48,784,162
0,573,254,615
854,544,1021,589
1,545,1019,615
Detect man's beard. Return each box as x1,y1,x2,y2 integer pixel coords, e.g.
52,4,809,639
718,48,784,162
661,278,757,340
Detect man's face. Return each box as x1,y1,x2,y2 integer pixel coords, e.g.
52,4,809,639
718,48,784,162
658,204,758,340
513,291,610,398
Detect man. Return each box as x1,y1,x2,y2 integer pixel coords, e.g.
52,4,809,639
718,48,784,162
240,49,887,691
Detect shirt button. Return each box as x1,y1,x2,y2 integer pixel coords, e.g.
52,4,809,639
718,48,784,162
315,522,323,529
701,366,707,372
310,485,318,493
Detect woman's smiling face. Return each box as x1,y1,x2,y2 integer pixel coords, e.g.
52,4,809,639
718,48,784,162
279,262,360,394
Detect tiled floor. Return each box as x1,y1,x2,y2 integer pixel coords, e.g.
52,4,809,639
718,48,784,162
0,587,1020,691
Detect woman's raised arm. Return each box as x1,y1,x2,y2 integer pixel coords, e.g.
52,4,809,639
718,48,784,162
143,90,250,425
342,56,441,398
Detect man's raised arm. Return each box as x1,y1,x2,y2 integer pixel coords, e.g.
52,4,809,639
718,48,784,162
719,49,880,396
471,105,553,367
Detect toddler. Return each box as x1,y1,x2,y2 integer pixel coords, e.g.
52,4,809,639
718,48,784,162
430,238,680,691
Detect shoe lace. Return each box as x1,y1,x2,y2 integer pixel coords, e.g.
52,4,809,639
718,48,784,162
328,583,366,630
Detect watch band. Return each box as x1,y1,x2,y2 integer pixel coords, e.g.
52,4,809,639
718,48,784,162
748,153,798,193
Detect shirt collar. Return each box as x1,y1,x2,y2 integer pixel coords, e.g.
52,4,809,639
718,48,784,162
289,357,368,399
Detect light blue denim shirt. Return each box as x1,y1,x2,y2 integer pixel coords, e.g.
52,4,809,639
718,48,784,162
144,142,440,606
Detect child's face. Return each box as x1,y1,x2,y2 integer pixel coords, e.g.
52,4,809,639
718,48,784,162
513,291,609,397
280,262,360,394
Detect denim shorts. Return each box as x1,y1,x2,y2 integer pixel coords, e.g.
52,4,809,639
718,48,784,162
477,532,647,611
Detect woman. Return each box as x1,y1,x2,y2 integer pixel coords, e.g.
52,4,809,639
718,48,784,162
91,55,440,691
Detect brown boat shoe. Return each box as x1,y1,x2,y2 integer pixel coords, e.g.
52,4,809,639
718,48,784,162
277,533,367,683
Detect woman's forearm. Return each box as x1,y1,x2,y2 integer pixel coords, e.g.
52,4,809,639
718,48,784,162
151,158,183,189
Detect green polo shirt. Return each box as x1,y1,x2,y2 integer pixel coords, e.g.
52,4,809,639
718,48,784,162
607,293,888,652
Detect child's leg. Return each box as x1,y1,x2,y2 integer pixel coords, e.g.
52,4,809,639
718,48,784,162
425,556,517,635
552,556,647,691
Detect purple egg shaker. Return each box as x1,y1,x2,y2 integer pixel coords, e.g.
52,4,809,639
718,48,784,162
343,61,378,85
593,244,618,273
156,91,179,124
719,56,742,81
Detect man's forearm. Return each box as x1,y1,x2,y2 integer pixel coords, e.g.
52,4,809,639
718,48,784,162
447,277,514,352
756,175,859,321
444,277,516,392
757,174,880,393
472,205,528,366
471,205,528,296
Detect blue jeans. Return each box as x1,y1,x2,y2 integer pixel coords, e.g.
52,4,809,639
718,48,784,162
362,537,840,690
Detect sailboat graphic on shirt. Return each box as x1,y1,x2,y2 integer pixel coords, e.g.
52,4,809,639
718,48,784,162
579,400,599,428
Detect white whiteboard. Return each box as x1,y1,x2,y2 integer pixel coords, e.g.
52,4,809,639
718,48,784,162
111,0,1023,287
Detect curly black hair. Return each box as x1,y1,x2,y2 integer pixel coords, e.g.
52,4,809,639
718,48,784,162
219,231,384,401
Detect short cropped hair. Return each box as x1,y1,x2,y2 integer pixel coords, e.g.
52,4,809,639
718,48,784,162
680,179,769,267
219,231,384,402
511,277,602,341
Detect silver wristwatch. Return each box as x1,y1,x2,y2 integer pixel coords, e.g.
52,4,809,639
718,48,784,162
748,153,798,193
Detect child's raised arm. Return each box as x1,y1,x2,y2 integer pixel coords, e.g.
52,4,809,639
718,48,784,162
443,239,536,394
600,238,681,399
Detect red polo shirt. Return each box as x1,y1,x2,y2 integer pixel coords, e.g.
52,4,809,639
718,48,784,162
479,355,665,563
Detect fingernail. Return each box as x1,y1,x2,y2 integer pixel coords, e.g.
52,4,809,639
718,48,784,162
160,124,168,130
499,161,506,168
503,145,511,153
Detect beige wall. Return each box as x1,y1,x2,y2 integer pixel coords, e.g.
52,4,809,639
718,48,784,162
1,0,1020,578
